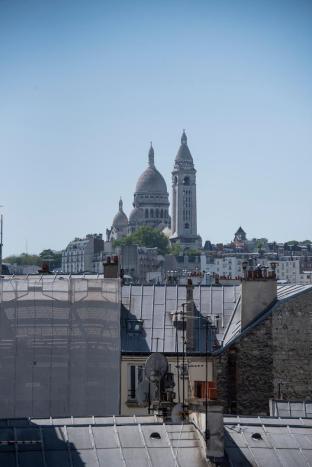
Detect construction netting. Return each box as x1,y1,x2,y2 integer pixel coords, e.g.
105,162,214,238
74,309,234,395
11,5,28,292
0,277,121,418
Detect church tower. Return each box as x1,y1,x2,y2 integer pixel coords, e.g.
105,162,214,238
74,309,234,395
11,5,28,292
170,131,202,248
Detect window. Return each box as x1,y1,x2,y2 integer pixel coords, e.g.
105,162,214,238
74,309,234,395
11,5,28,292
183,176,190,185
150,209,154,218
193,381,217,400
145,209,149,218
127,365,144,401
184,223,190,229
156,208,159,218
126,319,144,334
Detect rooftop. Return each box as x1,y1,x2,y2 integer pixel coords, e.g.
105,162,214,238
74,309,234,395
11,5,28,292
225,415,312,466
0,415,208,467
121,285,241,353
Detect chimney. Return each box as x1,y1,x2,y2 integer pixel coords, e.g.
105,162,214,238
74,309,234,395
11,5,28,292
186,279,195,352
103,255,120,278
241,267,277,328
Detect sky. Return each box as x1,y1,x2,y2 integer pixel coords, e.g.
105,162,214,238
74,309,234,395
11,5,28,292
0,0,312,255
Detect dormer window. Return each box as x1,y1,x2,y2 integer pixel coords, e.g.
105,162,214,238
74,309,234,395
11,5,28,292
126,319,144,334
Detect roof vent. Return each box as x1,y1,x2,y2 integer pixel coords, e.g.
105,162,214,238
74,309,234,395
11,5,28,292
150,432,161,439
251,432,262,440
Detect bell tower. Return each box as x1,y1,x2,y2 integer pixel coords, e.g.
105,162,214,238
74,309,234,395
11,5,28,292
171,131,202,248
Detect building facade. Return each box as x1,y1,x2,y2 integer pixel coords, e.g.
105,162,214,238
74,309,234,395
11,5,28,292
62,234,104,274
201,253,312,284
216,283,312,415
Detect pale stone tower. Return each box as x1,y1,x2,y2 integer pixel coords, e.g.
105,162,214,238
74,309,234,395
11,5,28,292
170,131,202,248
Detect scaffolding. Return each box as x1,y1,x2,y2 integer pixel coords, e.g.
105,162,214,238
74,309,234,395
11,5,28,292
0,277,121,418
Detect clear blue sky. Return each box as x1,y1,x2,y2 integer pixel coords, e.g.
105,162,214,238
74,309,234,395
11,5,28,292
1,0,311,255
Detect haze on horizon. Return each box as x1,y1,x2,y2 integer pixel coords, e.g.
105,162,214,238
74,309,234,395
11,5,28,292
1,0,312,255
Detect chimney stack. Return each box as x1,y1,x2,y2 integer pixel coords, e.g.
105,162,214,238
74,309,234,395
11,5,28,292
186,279,195,352
241,267,277,328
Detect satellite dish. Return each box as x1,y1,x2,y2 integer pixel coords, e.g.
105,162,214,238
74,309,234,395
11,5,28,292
171,403,184,423
136,379,156,407
145,353,168,383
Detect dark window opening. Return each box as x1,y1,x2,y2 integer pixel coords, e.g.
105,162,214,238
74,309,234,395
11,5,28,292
126,319,144,334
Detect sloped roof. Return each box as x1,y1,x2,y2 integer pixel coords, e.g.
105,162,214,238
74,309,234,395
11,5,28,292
220,283,312,347
224,415,312,466
271,400,312,418
0,416,209,467
121,285,241,353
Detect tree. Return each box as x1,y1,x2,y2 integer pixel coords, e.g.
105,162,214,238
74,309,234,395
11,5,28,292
4,253,41,266
4,249,62,269
114,226,169,255
169,243,182,256
39,249,62,269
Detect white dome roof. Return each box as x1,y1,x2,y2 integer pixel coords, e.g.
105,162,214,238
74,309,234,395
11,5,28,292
129,206,144,224
135,145,168,195
112,199,128,227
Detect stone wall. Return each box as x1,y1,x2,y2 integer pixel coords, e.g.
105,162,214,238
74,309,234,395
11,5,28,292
272,290,312,400
217,316,273,415
216,288,312,415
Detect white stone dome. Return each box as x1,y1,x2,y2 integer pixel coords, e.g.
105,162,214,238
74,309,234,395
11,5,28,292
112,199,128,227
135,145,168,195
129,206,144,224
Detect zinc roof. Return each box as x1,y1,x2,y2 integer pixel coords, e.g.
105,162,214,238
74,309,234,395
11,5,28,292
121,285,241,353
224,415,312,466
271,400,312,419
0,416,208,467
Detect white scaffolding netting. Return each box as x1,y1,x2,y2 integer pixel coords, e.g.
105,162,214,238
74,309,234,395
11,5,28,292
0,277,121,418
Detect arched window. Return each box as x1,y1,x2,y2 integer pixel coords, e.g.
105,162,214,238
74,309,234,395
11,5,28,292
150,209,154,218
164,210,168,219
183,176,190,186
145,209,149,218
155,208,159,218
160,209,163,218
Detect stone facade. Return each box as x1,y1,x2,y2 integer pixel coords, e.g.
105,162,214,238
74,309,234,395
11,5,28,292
217,316,273,415
62,234,104,274
216,289,312,415
272,291,312,400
